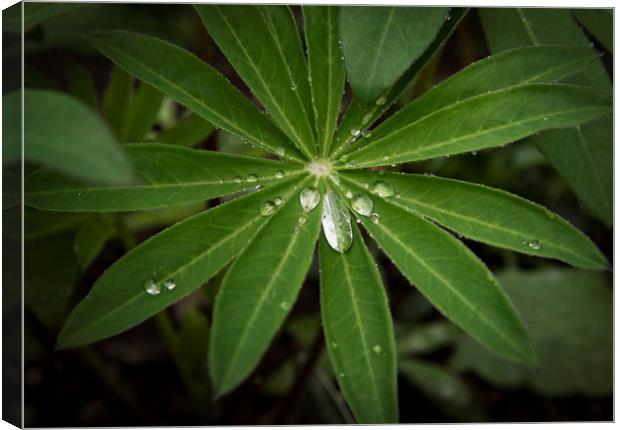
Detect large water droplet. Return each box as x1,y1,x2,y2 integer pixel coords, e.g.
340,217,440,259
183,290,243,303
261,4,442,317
275,170,285,179
372,180,395,197
300,187,320,212
321,191,353,253
351,194,373,216
144,279,161,296
247,174,258,183
260,201,276,216
163,279,176,291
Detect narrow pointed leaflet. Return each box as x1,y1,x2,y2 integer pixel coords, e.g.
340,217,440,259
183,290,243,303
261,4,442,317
337,180,535,366
210,182,322,394
319,224,398,424
26,144,304,212
303,6,345,155
196,5,317,158
340,171,608,270
57,178,306,348
87,31,303,162
347,84,611,167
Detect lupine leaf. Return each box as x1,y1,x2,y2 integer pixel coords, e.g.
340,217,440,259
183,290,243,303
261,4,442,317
210,180,321,394
66,60,98,109
121,82,164,142
480,8,613,225
303,6,345,155
365,45,600,144
87,31,304,162
346,84,611,167
56,177,305,348
339,6,447,103
26,143,304,212
573,9,613,52
195,5,317,158
331,8,466,156
319,223,398,424
156,113,214,148
340,171,608,269
337,180,535,365
17,89,134,184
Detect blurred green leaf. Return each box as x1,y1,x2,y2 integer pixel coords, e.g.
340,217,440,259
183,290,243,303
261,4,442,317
157,114,214,148
451,268,612,396
4,3,84,33
396,321,460,356
339,6,447,103
122,83,164,142
74,215,115,270
102,66,134,139
573,9,613,52
66,61,98,109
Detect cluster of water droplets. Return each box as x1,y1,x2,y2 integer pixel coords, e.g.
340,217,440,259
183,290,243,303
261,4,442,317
144,278,177,296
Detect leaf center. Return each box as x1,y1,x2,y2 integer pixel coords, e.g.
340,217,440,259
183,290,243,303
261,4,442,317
305,159,333,178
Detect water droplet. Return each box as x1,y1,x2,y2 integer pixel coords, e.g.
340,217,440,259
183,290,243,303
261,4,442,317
255,184,263,190
370,213,380,224
339,154,349,163
260,201,276,216
300,187,320,212
375,95,387,106
371,180,395,197
471,151,478,156
346,161,359,168
546,211,556,220
345,190,353,199
350,128,361,137
279,301,290,310
372,345,382,354
361,112,373,125
331,342,338,349
321,192,353,253
274,196,284,206
234,176,242,184
218,179,224,184
275,170,285,179
298,215,307,225
247,174,258,183
290,84,297,91
394,192,401,199
163,279,176,291
351,194,373,216
543,116,549,121
339,372,345,378
276,147,286,157
528,240,541,250
362,182,369,189
144,279,161,296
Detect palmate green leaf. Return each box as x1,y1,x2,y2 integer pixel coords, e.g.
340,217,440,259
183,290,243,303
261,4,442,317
331,8,466,155
56,177,305,348
156,113,214,148
340,171,608,269
480,8,613,225
365,45,600,144
121,82,164,142
210,181,322,394
195,5,317,158
535,114,612,225
346,84,611,167
337,180,535,366
87,31,303,162
16,89,134,185
303,6,345,155
319,224,398,424
339,6,447,104
573,9,613,52
26,143,303,212
102,66,134,139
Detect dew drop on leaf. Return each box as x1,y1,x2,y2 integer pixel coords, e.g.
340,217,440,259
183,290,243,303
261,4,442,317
339,154,349,163
298,215,307,225
260,201,276,217
144,279,161,296
321,191,353,253
362,182,369,189
528,240,541,250
375,95,387,106
394,192,401,199
371,180,395,197
370,213,380,224
361,112,373,125
299,187,320,213
279,301,290,310
276,147,286,157
247,174,258,183
345,190,353,199
351,194,373,216
163,279,176,291
274,196,284,206
331,342,338,349
350,128,361,138
372,345,382,354
275,170,285,179
233,175,242,184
